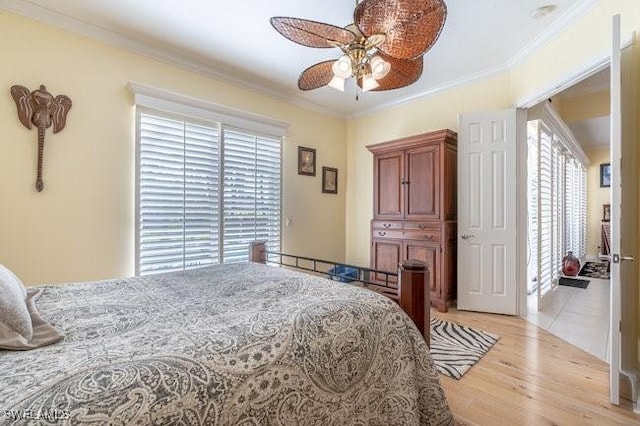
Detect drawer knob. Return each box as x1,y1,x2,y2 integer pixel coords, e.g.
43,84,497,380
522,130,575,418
384,223,391,228
418,224,427,229
378,231,386,236
424,235,433,240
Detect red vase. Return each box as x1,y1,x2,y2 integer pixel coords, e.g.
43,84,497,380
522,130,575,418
562,251,580,277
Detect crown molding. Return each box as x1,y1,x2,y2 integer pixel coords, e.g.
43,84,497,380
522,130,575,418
506,0,600,70
1,0,603,119
351,0,601,118
0,0,341,118
348,63,510,119
516,33,634,109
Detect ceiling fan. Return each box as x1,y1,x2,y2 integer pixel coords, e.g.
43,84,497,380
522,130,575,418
270,0,447,95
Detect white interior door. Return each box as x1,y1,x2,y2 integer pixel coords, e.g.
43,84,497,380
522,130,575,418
458,109,523,314
608,13,622,406
609,13,639,406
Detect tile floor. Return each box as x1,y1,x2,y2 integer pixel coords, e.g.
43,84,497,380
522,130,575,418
525,276,610,361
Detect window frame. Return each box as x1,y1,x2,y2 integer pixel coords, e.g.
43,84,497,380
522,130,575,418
131,83,287,276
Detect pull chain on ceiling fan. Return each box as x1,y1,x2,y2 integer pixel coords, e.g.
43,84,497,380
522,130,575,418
271,0,447,95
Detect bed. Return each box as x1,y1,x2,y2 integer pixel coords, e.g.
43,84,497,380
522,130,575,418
1,261,453,425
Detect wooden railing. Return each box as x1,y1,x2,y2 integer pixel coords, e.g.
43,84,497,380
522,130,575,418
249,241,430,342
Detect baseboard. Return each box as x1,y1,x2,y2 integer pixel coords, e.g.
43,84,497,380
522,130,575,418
620,369,638,408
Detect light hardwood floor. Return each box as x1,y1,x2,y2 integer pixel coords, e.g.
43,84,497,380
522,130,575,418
433,308,640,425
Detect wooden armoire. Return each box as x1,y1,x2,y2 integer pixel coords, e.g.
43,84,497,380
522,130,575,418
367,129,457,312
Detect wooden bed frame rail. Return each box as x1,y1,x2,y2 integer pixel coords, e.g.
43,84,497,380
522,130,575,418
249,241,430,342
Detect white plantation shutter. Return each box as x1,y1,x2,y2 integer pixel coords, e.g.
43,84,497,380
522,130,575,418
138,113,220,275
527,117,588,304
565,157,575,255
137,109,282,275
563,158,587,261
256,136,282,257
576,164,587,260
185,123,221,269
537,122,554,293
223,129,281,263
526,130,539,294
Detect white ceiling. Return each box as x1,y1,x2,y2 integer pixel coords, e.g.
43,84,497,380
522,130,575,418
567,116,610,148
560,67,610,149
6,0,594,116
558,67,610,100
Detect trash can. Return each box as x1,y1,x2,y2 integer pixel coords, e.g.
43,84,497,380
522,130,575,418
327,265,358,283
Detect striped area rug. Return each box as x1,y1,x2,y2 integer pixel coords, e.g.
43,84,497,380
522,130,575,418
430,318,499,380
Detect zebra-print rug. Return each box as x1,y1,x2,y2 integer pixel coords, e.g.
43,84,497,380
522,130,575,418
430,318,499,380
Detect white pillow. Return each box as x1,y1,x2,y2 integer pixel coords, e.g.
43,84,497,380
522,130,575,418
0,264,33,343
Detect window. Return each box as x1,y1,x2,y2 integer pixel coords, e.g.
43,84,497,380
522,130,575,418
526,114,587,299
222,128,281,263
137,112,220,275
132,85,286,276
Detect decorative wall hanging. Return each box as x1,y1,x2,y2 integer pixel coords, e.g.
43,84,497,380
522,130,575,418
599,163,611,188
10,85,72,192
298,146,316,176
322,167,338,194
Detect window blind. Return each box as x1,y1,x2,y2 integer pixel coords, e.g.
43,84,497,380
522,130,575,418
137,111,281,275
527,119,587,302
526,131,539,294
537,122,554,294
138,113,220,275
222,129,281,263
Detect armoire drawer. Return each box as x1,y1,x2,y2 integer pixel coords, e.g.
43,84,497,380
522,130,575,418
403,230,441,242
371,229,404,239
404,221,440,232
371,220,403,230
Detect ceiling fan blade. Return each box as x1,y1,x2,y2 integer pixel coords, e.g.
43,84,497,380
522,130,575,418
354,0,447,60
359,54,423,91
271,17,356,48
298,60,335,91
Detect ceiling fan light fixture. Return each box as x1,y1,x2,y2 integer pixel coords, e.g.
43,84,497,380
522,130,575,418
332,55,353,79
361,74,379,92
271,0,448,94
370,56,391,80
328,75,346,92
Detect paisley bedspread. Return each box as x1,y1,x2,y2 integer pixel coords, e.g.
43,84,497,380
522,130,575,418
1,262,453,425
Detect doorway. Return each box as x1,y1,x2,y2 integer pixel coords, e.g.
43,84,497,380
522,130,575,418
523,68,612,361
457,19,637,404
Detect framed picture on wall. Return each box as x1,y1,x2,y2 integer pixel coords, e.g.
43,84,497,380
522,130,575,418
298,146,316,176
600,163,611,187
603,204,610,222
322,167,338,194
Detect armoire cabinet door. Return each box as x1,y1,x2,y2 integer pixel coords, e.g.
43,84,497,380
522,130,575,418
374,151,404,219
405,146,440,220
371,239,401,285
404,240,439,296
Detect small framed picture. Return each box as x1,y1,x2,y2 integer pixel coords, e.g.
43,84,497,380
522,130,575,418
298,146,316,176
322,167,338,194
603,204,610,222
600,163,611,187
